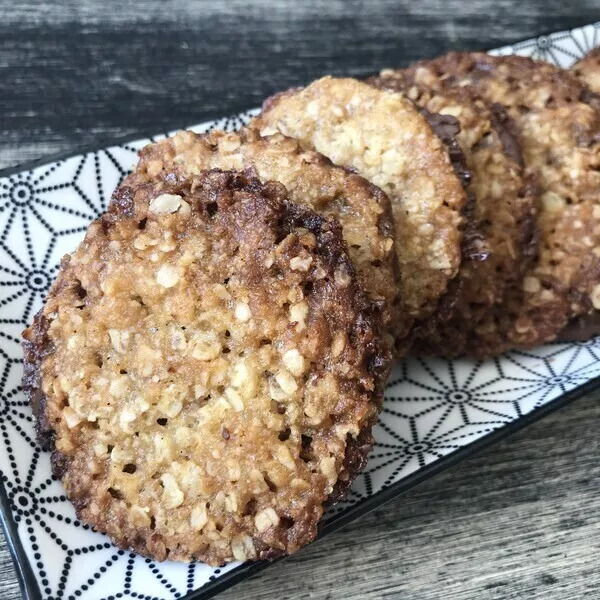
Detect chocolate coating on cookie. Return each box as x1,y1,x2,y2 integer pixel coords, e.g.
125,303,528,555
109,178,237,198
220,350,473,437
127,127,400,352
400,52,600,349
370,66,539,357
23,170,390,565
252,76,468,352
420,109,471,189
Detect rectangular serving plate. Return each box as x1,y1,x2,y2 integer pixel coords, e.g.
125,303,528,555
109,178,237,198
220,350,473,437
1,20,599,600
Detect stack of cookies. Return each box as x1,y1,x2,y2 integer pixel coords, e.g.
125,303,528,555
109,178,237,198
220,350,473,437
22,49,600,565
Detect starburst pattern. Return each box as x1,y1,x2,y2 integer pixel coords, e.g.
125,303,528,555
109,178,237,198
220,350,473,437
0,23,598,600
490,20,600,66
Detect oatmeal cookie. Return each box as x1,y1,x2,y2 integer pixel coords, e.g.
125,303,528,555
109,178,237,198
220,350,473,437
251,77,469,346
572,47,600,94
398,53,600,348
127,127,400,351
369,67,539,357
22,170,390,565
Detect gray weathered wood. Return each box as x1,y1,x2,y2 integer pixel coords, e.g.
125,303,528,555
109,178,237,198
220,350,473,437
1,1,599,599
0,0,597,170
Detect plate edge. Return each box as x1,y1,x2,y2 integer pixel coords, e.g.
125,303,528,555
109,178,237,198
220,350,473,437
0,477,42,600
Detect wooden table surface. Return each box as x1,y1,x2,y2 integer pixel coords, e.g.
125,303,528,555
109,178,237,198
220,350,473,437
1,1,600,598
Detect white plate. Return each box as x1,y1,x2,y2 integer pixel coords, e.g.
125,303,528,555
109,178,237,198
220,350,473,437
1,20,599,600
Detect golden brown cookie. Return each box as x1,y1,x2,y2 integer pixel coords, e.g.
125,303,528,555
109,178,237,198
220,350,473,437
128,127,400,352
22,170,390,565
251,77,469,350
369,67,539,357
572,48,600,94
399,53,600,348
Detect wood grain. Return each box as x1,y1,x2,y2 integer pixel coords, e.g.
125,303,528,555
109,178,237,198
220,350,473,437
1,1,600,599
0,0,598,171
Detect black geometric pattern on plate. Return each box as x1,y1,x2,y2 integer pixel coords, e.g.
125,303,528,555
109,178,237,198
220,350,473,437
490,20,600,66
0,24,598,600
